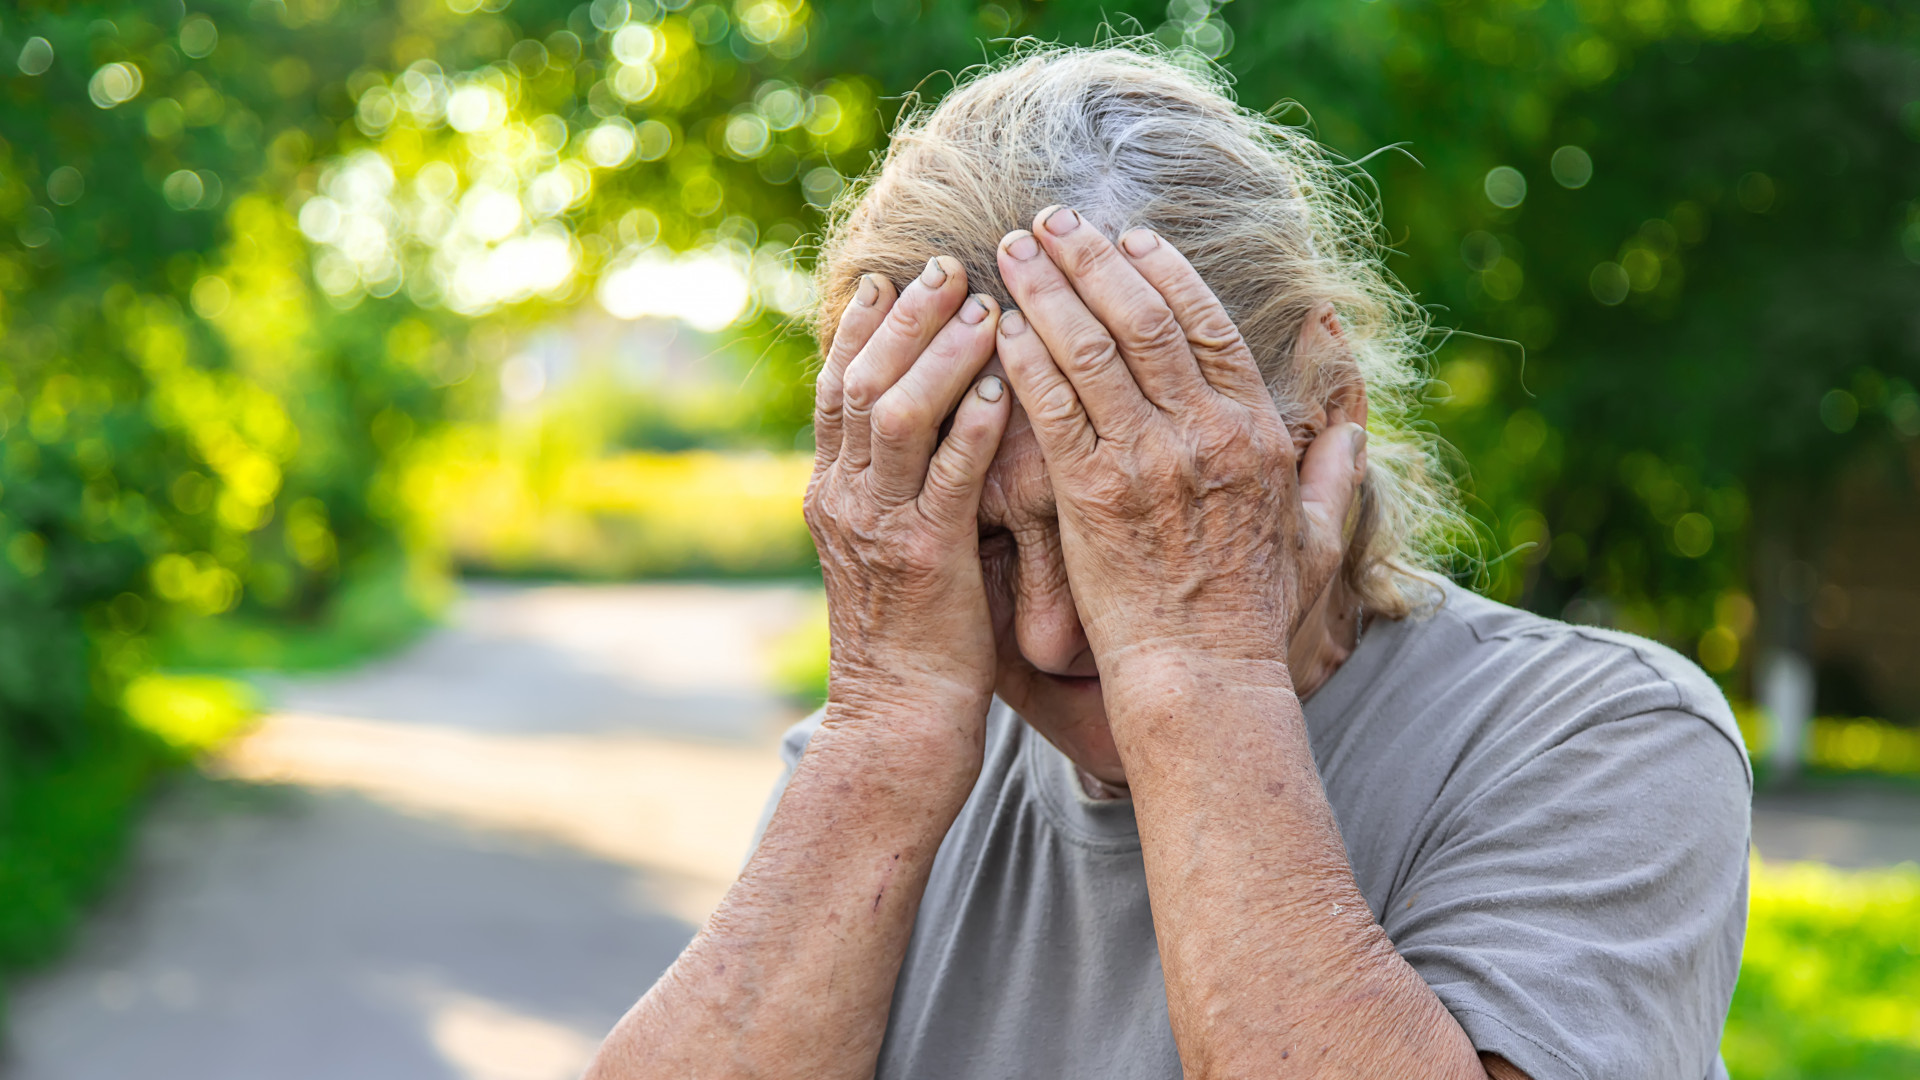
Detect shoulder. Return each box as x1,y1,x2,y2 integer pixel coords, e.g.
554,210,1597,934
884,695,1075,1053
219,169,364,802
1433,581,1718,691
1374,580,1751,786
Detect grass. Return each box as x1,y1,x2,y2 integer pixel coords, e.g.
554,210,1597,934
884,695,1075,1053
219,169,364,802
419,446,817,580
0,728,163,1023
1724,859,1920,1079
0,673,275,1021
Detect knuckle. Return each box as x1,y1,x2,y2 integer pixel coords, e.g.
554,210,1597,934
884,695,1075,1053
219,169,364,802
802,488,837,532
825,325,864,368
923,456,968,501
825,331,860,370
1030,384,1083,427
810,376,840,413
870,394,920,445
1064,334,1121,376
1123,307,1186,355
915,335,960,374
897,532,943,571
1063,235,1121,277
1027,271,1075,303
1187,310,1249,357
885,297,934,340
842,365,883,410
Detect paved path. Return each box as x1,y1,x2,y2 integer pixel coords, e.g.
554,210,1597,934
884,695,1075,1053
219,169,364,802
3,582,817,1080
1751,781,1920,869
5,580,1917,1079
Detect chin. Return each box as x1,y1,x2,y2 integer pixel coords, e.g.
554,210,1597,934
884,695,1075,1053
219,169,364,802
996,667,1129,787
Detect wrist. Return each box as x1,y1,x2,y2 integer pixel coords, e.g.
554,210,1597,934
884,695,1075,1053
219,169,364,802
827,667,993,737
1098,647,1298,743
1099,636,1294,693
828,646,993,710
1088,600,1292,668
818,692,989,798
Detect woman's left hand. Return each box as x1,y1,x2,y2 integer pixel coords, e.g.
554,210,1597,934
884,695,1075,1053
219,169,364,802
993,207,1367,686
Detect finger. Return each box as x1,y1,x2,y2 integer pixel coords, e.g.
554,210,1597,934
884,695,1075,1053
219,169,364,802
995,307,1099,468
866,293,1001,504
841,256,969,473
997,226,1155,442
1026,207,1209,410
1115,227,1272,407
1298,411,1368,581
919,374,1013,529
816,273,896,472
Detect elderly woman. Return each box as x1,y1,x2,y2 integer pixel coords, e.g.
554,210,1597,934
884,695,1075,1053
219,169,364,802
588,47,1750,1080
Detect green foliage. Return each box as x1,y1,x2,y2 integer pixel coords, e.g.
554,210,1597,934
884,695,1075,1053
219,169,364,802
122,672,258,753
0,0,862,979
1,2,444,983
781,0,1920,693
154,546,440,671
1725,860,1920,1078
0,726,157,1022
429,443,816,578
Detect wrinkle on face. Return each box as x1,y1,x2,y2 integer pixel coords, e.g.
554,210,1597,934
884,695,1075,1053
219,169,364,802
961,309,1361,789
977,397,1124,783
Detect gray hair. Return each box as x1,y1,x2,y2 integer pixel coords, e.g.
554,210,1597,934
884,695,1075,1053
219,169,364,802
813,43,1459,618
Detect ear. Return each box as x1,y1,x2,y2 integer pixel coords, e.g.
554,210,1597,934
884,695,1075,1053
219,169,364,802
1290,301,1368,460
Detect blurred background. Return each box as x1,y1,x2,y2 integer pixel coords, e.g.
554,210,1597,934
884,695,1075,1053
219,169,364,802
0,0,1916,1077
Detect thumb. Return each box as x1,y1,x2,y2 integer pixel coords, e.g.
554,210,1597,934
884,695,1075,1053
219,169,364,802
1297,412,1367,573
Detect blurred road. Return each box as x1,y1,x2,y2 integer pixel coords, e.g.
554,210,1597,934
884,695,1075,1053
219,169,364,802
1751,782,1920,869
2,582,817,1080
5,582,1917,1080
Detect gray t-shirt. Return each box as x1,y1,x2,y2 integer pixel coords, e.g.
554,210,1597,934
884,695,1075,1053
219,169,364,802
757,583,1752,1080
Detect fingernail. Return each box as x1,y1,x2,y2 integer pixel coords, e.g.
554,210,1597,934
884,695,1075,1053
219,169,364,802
1120,228,1159,257
855,274,879,307
977,375,1005,403
960,294,989,325
999,310,1028,336
921,256,949,288
1040,205,1080,236
1004,231,1039,261
1351,424,1368,462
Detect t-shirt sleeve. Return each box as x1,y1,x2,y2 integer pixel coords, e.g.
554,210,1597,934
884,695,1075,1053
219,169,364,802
1380,708,1750,1080
744,709,826,865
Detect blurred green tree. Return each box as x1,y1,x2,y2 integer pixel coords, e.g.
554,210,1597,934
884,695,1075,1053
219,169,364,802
0,0,874,981
786,0,1920,710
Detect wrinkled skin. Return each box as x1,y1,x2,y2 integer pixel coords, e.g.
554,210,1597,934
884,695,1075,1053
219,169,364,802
810,215,1370,793
804,255,1011,773
977,217,1368,791
977,394,1365,791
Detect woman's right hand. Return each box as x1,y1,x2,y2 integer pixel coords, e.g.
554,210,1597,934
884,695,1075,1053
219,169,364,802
805,256,1011,771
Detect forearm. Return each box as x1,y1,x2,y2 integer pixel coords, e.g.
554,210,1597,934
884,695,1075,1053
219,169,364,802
586,710,977,1080
1108,654,1487,1079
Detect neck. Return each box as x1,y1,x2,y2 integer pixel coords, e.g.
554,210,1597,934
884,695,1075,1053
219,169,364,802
1286,571,1364,700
